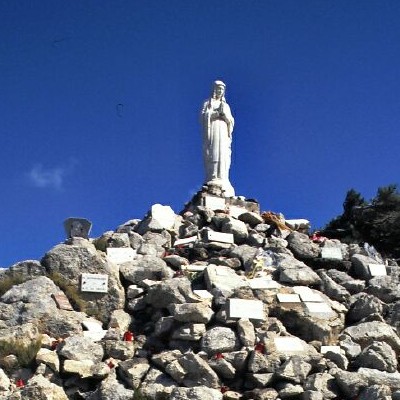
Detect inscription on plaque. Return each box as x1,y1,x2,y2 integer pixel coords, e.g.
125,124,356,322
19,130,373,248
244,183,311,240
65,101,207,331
81,273,108,293
274,337,305,353
321,247,343,260
204,196,226,211
277,293,301,303
107,247,136,264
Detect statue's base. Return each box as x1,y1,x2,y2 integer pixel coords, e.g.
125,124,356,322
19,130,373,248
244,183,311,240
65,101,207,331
182,185,260,215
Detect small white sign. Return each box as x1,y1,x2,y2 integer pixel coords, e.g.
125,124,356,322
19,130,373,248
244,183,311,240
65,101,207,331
228,298,265,320
293,286,324,302
207,231,234,244
249,278,281,289
277,293,301,303
204,196,226,210
81,273,108,293
274,337,305,353
368,263,387,277
174,236,198,246
321,345,342,354
321,247,343,260
193,289,214,299
182,264,207,272
229,206,246,218
107,247,137,264
304,302,335,319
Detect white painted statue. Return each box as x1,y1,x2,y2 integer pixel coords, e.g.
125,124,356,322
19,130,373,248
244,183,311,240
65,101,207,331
201,80,235,197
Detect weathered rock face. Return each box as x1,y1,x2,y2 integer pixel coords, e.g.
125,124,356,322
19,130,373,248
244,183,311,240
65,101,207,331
1,193,400,399
41,242,125,324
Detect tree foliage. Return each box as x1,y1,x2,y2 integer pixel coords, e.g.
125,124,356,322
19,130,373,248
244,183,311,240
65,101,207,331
323,185,400,258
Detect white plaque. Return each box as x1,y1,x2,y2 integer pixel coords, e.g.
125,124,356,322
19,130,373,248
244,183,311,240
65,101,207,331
321,345,341,354
174,236,198,246
83,330,107,341
204,196,226,210
277,293,301,303
228,298,265,320
181,264,207,272
229,206,246,218
274,337,305,353
293,286,324,302
249,278,281,289
206,231,234,244
304,302,335,319
368,264,387,277
81,273,108,293
321,247,343,260
107,247,137,264
193,290,213,299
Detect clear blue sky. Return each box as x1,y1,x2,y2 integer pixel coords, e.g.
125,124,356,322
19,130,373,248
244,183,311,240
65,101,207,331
1,1,399,267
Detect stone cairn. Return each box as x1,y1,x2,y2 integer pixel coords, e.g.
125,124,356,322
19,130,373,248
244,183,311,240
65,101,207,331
0,188,399,400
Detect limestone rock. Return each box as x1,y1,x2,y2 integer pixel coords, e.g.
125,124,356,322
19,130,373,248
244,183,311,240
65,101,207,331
355,341,398,372
63,359,95,378
36,348,60,372
59,335,104,363
103,340,135,361
19,375,68,400
169,303,214,324
86,371,135,400
41,242,125,324
204,264,248,297
120,255,174,285
178,352,220,388
342,321,400,352
237,318,256,347
347,293,384,323
221,218,248,244
170,386,223,400
275,356,312,383
117,358,150,389
140,367,176,399
286,232,320,260
201,326,239,355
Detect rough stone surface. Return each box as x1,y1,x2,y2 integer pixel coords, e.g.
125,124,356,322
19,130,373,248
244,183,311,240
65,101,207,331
201,326,239,355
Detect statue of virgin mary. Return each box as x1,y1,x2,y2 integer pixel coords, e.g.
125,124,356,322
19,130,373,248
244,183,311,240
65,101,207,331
201,80,235,197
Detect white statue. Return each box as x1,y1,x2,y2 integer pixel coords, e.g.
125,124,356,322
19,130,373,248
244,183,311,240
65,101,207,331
201,80,235,197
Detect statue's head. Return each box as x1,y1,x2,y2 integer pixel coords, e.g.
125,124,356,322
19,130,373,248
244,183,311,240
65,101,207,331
212,80,226,100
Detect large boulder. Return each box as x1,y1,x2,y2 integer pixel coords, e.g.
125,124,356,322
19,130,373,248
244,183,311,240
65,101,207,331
286,232,320,260
41,242,125,324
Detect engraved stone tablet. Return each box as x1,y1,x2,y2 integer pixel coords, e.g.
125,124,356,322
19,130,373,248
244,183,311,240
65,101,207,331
368,263,387,277
274,337,305,353
304,302,335,319
204,195,226,210
277,293,301,303
81,273,108,293
64,217,92,239
228,298,265,320
206,231,234,244
52,293,73,311
174,236,198,246
293,286,324,302
321,247,343,260
107,247,137,264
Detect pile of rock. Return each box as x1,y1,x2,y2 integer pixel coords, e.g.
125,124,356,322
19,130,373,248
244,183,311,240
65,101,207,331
0,191,400,399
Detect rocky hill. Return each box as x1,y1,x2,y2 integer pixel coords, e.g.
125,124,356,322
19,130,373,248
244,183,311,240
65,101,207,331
0,187,399,399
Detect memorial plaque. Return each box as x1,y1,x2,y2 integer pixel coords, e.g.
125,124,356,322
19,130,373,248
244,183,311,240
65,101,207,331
229,206,246,219
174,236,198,247
204,196,226,211
64,217,92,239
321,247,343,260
82,319,104,332
304,302,335,319
293,286,324,302
83,330,107,341
193,289,213,299
368,263,387,277
274,337,305,353
321,345,341,354
182,264,207,272
52,293,73,311
228,298,265,320
206,231,234,244
277,293,301,303
249,277,281,289
107,247,137,264
81,273,108,293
